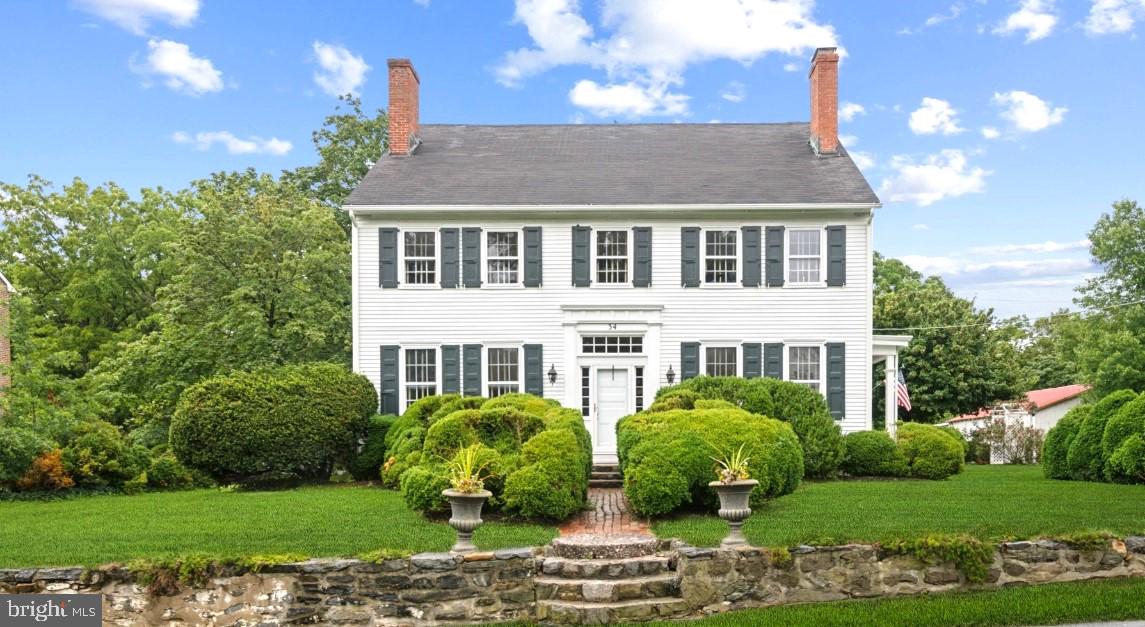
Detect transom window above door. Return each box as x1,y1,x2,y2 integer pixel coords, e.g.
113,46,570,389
704,230,737,284
487,347,520,397
582,335,643,354
404,232,436,285
705,346,737,376
596,231,629,284
486,232,520,285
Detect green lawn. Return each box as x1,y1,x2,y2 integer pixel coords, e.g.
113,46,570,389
654,464,1145,547
648,577,1145,627
0,485,557,568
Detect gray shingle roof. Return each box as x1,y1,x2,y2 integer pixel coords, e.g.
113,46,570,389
345,123,879,207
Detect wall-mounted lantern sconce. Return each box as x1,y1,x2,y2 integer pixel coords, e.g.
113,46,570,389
548,364,558,385
666,364,676,385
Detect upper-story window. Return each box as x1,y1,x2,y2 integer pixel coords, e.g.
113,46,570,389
596,231,629,284
705,346,738,376
487,347,520,397
404,232,436,285
789,346,821,391
788,229,823,284
704,230,737,284
486,232,519,285
404,348,437,407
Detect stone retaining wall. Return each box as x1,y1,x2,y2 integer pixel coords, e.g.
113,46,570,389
2,538,1143,625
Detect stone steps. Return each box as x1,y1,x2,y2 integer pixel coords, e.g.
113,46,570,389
536,573,680,603
536,596,690,624
589,465,623,488
539,555,674,579
548,534,660,560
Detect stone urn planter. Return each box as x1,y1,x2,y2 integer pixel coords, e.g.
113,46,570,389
443,488,492,554
709,479,759,548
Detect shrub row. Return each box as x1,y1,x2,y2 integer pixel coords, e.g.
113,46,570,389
840,424,964,480
1044,389,1145,484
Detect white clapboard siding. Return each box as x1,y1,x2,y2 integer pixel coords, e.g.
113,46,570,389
354,209,874,433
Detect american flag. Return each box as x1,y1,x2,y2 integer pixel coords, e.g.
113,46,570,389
896,369,912,412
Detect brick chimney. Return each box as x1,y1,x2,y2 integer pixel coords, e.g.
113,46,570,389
388,58,420,156
809,47,840,155
0,272,11,395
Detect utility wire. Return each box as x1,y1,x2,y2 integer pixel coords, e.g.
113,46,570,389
873,296,1145,333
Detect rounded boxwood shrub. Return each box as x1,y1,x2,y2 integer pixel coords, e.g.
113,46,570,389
938,426,970,459
1066,390,1136,482
1043,405,1089,479
619,408,803,517
896,422,963,480
61,421,151,489
427,396,486,425
1103,393,1145,462
503,429,588,519
399,464,450,513
841,431,907,477
1107,434,1145,484
0,427,53,486
350,414,397,480
422,407,546,459
170,363,376,484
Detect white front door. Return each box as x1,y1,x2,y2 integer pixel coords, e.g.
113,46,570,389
595,368,630,455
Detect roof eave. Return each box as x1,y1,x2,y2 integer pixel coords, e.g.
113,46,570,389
345,202,882,216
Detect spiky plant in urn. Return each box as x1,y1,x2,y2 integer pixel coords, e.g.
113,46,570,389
707,442,758,548
442,445,493,554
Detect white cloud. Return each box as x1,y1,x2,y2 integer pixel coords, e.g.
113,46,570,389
75,0,198,35
969,239,1090,255
850,151,876,170
994,0,1058,42
899,3,964,35
783,62,800,72
913,223,930,230
993,90,1067,132
720,81,746,103
413,0,431,5
839,101,865,122
496,0,839,118
879,149,989,206
569,80,688,118
1086,0,1145,34
172,130,292,155
908,97,964,135
981,126,1001,139
312,41,370,97
132,39,222,95
838,134,858,146
897,254,1094,287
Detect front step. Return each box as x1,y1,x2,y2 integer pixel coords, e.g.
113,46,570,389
539,555,673,579
536,573,679,602
549,534,659,560
537,597,690,624
589,465,623,488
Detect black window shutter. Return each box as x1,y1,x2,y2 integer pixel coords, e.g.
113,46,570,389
826,342,846,420
440,228,459,288
442,345,460,394
742,226,761,287
524,344,543,396
681,227,700,287
826,225,846,287
764,342,784,379
462,344,482,396
632,226,652,287
462,227,482,288
523,227,543,287
379,345,399,414
572,226,592,287
379,228,399,288
743,343,762,378
681,342,700,381
765,226,785,287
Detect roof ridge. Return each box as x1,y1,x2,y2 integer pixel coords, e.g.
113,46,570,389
419,122,810,128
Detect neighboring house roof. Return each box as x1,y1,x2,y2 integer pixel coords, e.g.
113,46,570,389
345,123,880,207
0,270,12,293
946,384,1092,424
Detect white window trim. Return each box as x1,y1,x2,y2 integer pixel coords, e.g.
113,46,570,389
700,342,741,377
593,229,633,287
484,344,524,397
580,334,645,355
700,227,741,288
784,342,827,396
398,230,439,289
784,227,828,288
399,345,442,409
484,229,524,289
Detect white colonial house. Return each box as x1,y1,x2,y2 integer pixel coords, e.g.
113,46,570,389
347,50,908,462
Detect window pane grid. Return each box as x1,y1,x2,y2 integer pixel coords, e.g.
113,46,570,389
486,232,519,285
581,367,591,417
487,348,520,398
405,349,437,408
705,347,737,377
789,230,822,284
581,336,643,354
404,232,436,285
789,346,821,392
635,367,644,413
704,231,737,283
596,231,629,284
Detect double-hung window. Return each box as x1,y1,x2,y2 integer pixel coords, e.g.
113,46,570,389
705,346,738,377
487,348,520,397
403,232,436,285
788,229,823,284
486,232,520,285
596,231,629,284
404,348,437,407
788,346,822,391
704,230,737,284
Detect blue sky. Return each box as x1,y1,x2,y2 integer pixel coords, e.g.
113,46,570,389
2,0,1144,318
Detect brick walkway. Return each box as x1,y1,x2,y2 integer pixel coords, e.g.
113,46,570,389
560,488,651,537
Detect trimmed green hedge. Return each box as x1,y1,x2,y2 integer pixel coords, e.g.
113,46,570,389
386,394,590,521
654,376,843,479
1066,390,1136,482
897,423,964,480
350,415,398,480
841,431,907,477
1103,394,1145,472
617,407,804,517
1043,405,1088,480
170,363,377,484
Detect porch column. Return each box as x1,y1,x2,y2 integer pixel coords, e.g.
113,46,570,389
884,353,897,439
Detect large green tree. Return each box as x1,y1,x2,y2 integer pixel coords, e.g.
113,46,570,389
873,253,1023,424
